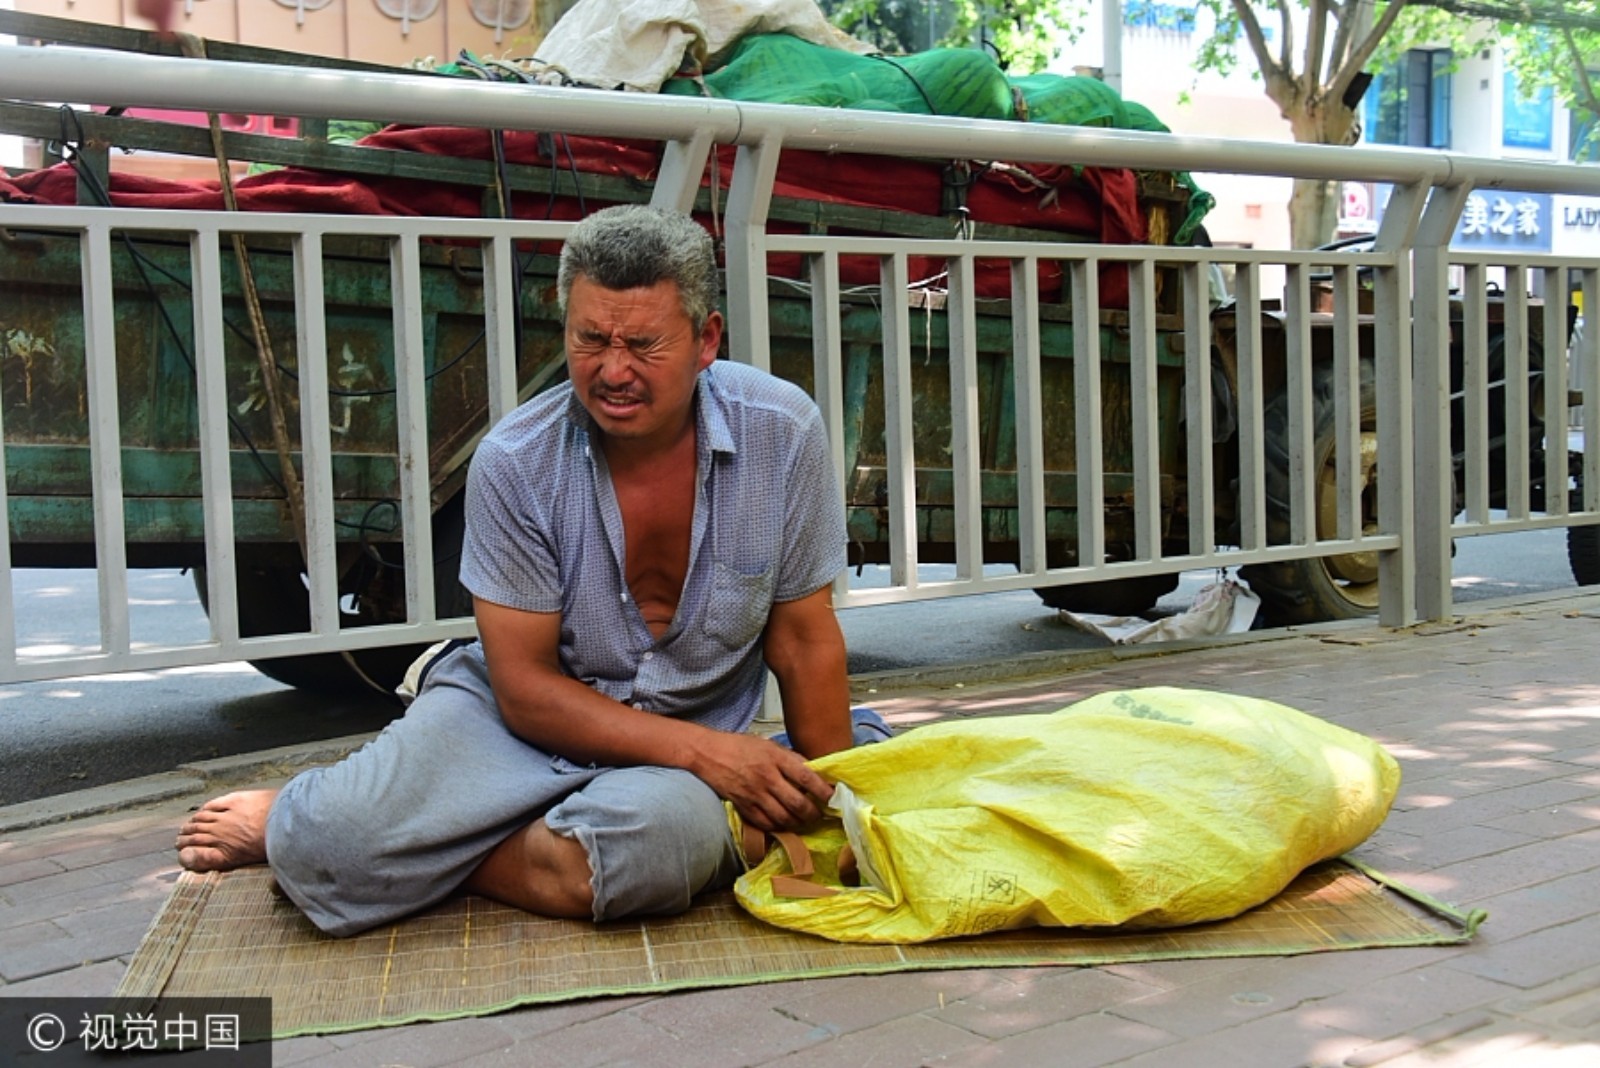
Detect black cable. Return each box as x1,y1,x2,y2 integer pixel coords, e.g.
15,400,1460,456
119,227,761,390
868,55,940,115
561,134,587,216
486,125,529,371
352,498,406,572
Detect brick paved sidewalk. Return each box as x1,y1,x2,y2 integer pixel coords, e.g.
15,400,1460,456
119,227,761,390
3,592,1598,1067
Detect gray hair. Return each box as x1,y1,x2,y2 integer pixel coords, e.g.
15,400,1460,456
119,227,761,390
556,206,720,331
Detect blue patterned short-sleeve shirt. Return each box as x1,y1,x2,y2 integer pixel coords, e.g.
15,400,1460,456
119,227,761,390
460,360,846,734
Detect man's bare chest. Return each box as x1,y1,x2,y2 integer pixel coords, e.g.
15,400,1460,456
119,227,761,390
612,467,696,636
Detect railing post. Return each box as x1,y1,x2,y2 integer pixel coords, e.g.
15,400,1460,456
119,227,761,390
1181,258,1216,557
1583,269,1600,512
1233,262,1265,553
1128,257,1162,562
482,234,521,425
1371,181,1427,628
723,134,781,372
880,253,918,591
1408,184,1471,623
81,222,131,656
947,254,983,580
1070,258,1106,570
1012,257,1048,576
651,131,715,214
191,226,240,645
0,312,13,669
1541,266,1570,517
292,230,341,637
391,233,436,625
809,251,849,605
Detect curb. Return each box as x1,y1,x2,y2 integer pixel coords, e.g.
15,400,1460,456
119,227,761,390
0,772,203,835
846,586,1600,695
0,733,378,834
849,613,1360,695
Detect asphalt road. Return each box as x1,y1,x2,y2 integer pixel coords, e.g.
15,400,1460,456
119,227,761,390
0,524,1587,806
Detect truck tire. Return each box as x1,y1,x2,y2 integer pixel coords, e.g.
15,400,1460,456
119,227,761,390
1571,526,1600,586
193,497,471,698
1240,358,1381,626
1035,574,1180,617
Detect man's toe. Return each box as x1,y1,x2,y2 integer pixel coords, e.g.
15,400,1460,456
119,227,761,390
177,845,224,871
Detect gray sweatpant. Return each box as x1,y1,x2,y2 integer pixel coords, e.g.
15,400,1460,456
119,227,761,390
264,642,744,937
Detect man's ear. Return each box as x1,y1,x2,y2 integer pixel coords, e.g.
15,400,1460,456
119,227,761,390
697,311,725,371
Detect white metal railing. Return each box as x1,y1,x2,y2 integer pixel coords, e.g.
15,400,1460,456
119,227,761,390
1,44,1599,685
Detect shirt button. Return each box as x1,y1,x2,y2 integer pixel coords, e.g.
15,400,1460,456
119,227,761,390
642,651,654,662
620,593,628,602
633,702,645,710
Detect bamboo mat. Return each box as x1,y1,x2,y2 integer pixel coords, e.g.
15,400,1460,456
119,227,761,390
116,859,1482,1040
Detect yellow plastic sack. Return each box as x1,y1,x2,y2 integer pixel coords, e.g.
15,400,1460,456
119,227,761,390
735,687,1400,944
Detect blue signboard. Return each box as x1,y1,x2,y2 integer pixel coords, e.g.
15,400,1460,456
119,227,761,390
1452,190,1554,253
1503,72,1553,150
1123,2,1197,33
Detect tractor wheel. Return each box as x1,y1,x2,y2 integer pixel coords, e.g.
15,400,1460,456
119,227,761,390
1240,358,1382,625
193,497,469,697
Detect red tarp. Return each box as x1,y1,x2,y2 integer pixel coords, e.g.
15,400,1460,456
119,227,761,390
0,126,1146,305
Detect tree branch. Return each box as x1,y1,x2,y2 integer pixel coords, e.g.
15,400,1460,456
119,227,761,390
1325,0,1363,80
1566,27,1600,115
1330,0,1414,93
1231,0,1283,81
1305,0,1330,100
1414,0,1600,33
1275,0,1296,70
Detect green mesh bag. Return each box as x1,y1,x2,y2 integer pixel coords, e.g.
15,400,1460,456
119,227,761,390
662,34,1013,120
1010,73,1127,128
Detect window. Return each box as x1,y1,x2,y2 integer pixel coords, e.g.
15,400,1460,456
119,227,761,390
1365,49,1452,149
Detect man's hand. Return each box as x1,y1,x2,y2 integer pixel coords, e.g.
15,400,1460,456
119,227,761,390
477,597,833,832
690,731,834,833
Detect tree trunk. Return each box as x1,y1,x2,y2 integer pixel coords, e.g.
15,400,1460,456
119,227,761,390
1279,95,1358,249
1288,177,1340,249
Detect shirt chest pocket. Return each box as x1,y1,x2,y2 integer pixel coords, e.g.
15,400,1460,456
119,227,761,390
701,560,774,649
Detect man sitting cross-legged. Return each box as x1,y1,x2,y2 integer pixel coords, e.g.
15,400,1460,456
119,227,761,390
176,205,887,935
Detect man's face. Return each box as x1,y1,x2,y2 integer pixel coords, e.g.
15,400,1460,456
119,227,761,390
564,276,722,448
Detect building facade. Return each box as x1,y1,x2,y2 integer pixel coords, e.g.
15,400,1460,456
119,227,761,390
1,0,580,177
11,0,557,68
1056,1,1599,259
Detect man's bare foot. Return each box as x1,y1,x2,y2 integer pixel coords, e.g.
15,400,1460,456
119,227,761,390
175,789,278,872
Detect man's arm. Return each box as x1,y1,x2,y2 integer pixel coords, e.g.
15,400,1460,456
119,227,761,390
762,584,853,759
474,597,834,832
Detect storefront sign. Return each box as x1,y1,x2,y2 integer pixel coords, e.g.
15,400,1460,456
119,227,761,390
1452,190,1553,253
1561,201,1600,230
1551,194,1600,256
